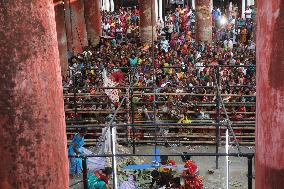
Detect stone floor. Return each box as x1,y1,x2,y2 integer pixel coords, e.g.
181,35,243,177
69,145,255,189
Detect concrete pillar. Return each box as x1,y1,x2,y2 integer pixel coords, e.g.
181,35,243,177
114,0,122,11
247,0,254,6
54,0,69,76
0,0,68,188
159,0,163,21
84,0,102,46
256,1,284,189
209,0,213,12
192,0,195,10
139,0,157,42
64,0,88,54
196,0,212,42
155,0,158,21
242,0,246,18
110,0,114,12
104,0,110,11
64,0,73,51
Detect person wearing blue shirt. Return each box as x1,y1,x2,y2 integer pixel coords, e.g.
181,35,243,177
129,54,138,67
68,128,87,175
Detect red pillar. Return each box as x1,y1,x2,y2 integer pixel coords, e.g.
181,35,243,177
196,0,212,42
64,0,88,54
139,0,157,42
84,0,102,45
64,0,73,52
114,0,122,11
54,0,69,76
0,1,68,188
256,0,284,188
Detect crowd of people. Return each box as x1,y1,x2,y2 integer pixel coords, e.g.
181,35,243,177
101,7,140,41
64,5,256,125
66,4,256,188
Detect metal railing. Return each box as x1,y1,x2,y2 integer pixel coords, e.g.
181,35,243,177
69,151,255,189
64,64,256,169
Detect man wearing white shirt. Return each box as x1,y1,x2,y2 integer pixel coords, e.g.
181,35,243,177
161,37,169,53
245,7,252,20
228,39,233,49
102,21,110,36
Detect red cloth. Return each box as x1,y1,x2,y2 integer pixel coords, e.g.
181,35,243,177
96,172,109,184
184,160,198,175
183,160,203,189
148,96,154,102
183,176,204,189
168,159,176,166
110,71,124,84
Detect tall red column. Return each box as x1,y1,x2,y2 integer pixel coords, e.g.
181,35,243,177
256,0,284,188
114,0,122,11
196,0,212,42
64,0,88,54
139,0,157,42
54,0,69,76
0,1,68,188
64,0,73,52
84,0,102,45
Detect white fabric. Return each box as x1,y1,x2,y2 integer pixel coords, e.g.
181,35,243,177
102,127,111,153
81,148,106,171
102,127,117,154
103,23,110,31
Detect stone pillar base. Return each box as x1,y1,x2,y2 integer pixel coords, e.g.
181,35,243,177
140,26,157,43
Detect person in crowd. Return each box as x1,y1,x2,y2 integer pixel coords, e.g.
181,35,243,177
244,6,252,21
161,37,169,53
68,128,88,175
103,20,111,36
149,170,171,188
181,160,203,189
87,167,113,189
129,53,138,67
